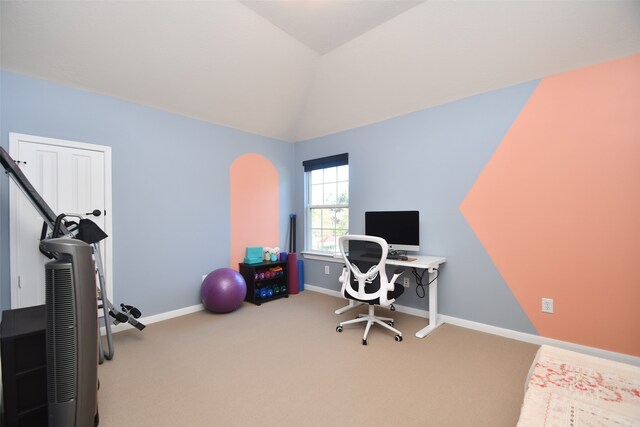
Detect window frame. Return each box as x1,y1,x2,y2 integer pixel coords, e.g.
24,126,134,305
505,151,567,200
303,154,349,254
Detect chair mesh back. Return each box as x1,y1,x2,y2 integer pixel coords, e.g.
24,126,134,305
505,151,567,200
345,240,382,294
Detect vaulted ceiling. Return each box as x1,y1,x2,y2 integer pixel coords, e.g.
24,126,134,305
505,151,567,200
2,1,639,142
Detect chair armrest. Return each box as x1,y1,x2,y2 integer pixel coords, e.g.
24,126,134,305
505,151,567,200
379,269,404,306
388,269,404,288
338,266,349,294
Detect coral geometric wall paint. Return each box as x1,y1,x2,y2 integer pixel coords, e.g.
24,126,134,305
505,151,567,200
230,153,279,270
460,55,640,356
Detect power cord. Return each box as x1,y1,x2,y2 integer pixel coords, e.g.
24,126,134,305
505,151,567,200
411,267,439,298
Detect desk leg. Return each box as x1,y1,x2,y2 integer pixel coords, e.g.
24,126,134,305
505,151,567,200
335,300,364,315
415,271,442,338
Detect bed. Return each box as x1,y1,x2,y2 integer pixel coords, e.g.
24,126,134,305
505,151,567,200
517,345,640,426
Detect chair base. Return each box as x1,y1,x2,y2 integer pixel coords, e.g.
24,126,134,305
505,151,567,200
337,305,402,345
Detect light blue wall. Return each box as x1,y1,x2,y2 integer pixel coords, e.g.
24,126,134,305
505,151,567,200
295,81,540,334
0,71,294,315
1,70,541,335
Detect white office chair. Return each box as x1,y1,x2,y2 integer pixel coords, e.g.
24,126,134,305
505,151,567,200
336,235,405,345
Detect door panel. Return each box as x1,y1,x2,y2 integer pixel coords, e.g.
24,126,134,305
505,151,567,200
10,134,110,309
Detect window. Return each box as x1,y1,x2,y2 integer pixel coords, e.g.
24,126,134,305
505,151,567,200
303,153,349,253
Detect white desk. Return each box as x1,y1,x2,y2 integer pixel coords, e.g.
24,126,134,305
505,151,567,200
334,255,446,338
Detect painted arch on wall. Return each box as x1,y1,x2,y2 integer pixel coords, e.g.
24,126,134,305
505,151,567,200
461,54,640,356
230,153,279,270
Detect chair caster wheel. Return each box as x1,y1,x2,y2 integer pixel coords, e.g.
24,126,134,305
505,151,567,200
362,338,368,345
336,326,343,333
387,321,394,327
390,304,396,311
394,334,403,342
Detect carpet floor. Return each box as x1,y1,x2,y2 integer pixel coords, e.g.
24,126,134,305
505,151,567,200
97,290,539,426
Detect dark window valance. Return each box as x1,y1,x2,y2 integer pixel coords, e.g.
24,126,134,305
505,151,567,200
302,153,348,172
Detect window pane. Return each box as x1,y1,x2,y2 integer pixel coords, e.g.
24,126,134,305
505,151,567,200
337,182,348,204
324,166,337,183
311,184,323,206
337,165,348,182
311,229,323,251
336,229,348,247
323,183,336,205
321,229,336,252
310,208,322,229
321,208,335,228
335,208,348,229
310,169,323,185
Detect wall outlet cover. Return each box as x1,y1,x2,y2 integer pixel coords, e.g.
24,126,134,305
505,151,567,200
542,298,554,313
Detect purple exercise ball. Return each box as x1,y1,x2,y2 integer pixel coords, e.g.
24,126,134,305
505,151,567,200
201,268,247,313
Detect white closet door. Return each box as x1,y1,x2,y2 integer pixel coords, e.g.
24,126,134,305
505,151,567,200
10,134,111,309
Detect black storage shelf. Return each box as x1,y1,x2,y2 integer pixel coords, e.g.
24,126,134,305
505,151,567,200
1,304,48,427
18,403,48,418
15,364,47,378
239,261,289,305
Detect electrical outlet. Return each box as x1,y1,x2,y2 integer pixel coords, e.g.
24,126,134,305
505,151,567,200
403,277,410,288
324,265,330,275
542,298,554,313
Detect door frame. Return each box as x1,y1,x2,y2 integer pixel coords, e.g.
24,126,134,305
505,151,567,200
9,132,113,308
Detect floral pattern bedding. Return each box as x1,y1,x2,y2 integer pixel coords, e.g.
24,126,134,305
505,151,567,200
517,345,640,426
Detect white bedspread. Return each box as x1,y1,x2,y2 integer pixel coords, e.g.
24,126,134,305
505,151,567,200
517,345,640,426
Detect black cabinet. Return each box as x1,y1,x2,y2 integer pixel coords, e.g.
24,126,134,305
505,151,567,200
239,261,288,305
1,304,48,427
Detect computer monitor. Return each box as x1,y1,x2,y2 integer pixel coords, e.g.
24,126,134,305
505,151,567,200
365,210,420,253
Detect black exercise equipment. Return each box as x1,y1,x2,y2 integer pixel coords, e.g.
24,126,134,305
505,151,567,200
1,146,145,364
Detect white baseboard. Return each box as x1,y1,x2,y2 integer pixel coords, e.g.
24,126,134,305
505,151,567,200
101,304,204,334
304,284,640,366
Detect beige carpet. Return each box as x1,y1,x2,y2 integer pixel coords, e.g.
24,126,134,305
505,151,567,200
97,291,539,426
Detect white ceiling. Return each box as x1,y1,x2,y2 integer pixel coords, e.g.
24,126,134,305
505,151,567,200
239,0,426,55
1,1,639,143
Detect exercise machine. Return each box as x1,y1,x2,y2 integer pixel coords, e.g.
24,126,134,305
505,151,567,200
1,146,145,363
44,211,145,363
